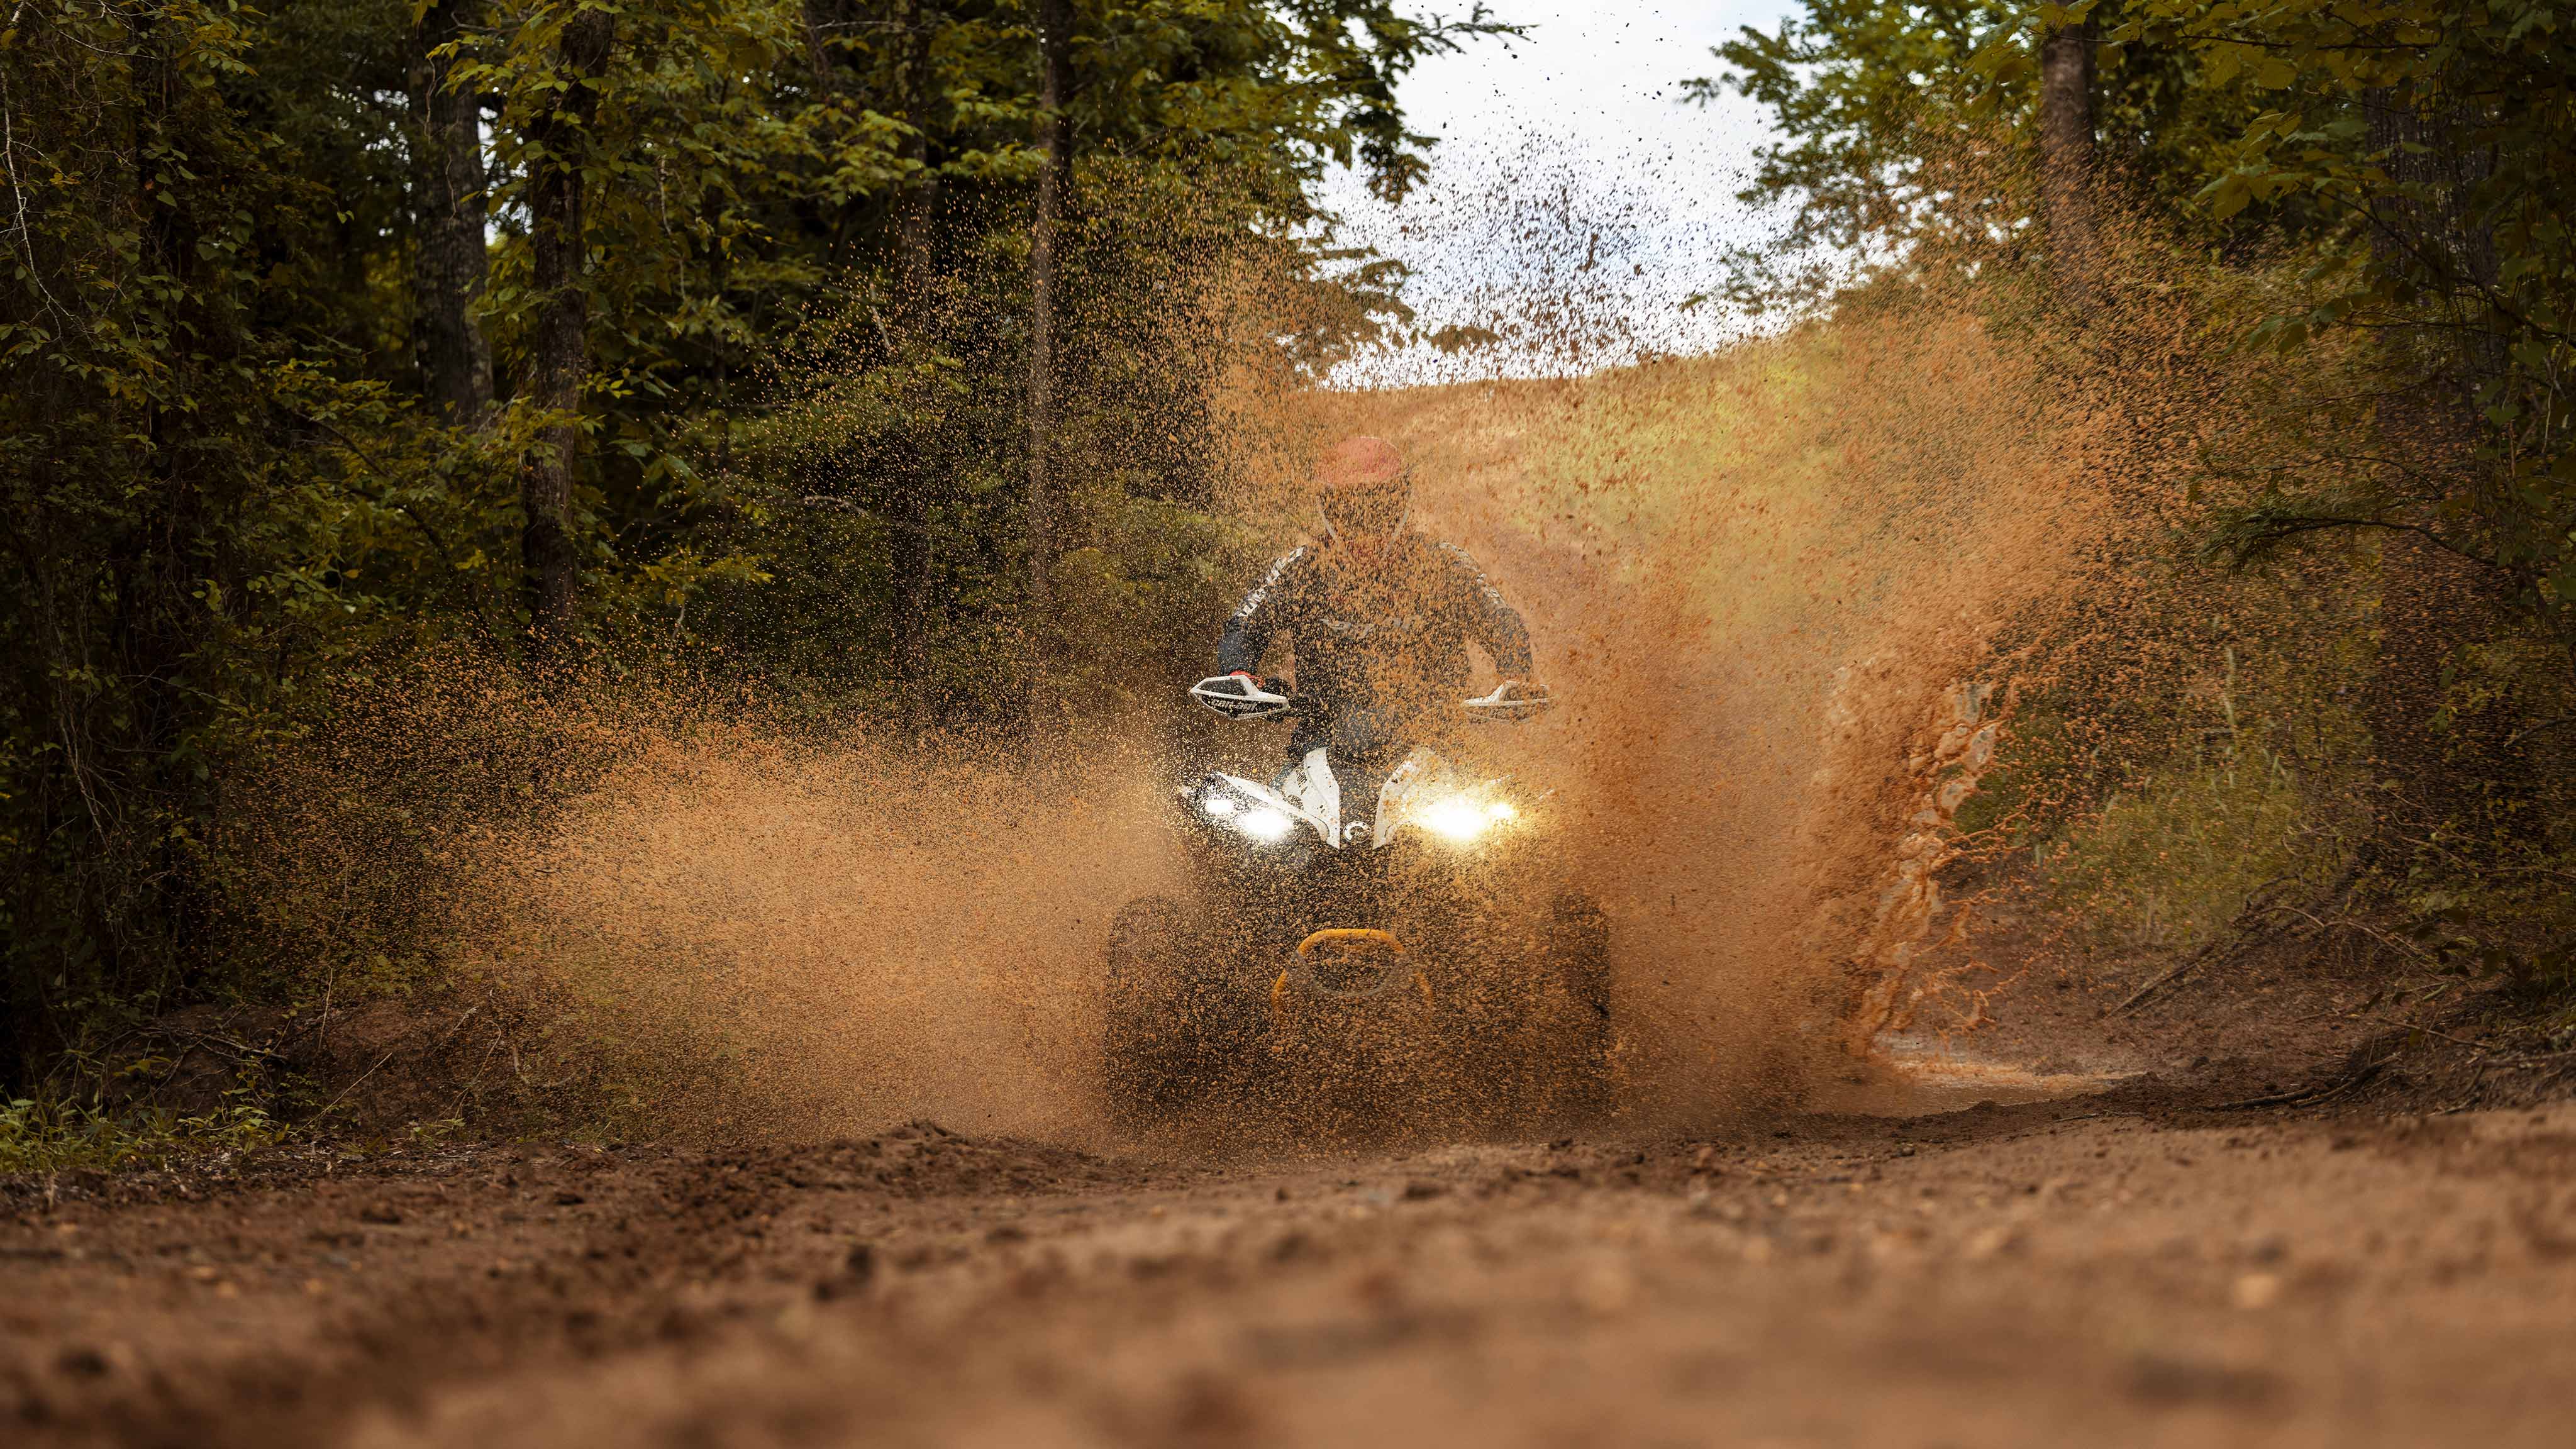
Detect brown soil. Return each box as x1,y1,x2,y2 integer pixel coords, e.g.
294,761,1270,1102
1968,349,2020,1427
9,1018,2575,1448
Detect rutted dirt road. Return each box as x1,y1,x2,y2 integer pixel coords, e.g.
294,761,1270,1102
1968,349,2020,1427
9,1076,2575,1448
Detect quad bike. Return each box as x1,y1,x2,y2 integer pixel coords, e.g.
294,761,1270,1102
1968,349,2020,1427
1102,675,1614,1137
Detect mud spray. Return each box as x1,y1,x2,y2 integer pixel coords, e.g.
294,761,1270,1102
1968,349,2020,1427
457,734,1179,1143
348,158,2190,1152
1319,306,2113,1129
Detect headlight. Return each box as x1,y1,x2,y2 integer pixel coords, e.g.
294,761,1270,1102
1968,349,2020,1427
1236,808,1295,841
1192,783,1299,845
1413,795,1519,844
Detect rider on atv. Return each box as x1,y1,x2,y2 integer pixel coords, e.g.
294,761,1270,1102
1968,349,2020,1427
1101,435,1597,1133
1218,436,1545,754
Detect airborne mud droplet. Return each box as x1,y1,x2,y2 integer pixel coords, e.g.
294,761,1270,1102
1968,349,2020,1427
424,297,2113,1148
467,736,1182,1145
313,123,2203,1151
1309,306,2107,1130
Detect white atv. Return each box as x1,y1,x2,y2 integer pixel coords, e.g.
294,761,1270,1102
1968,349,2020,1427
1102,675,1613,1138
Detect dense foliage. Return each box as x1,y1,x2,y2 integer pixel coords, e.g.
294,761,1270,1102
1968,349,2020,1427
1704,0,2576,992
1704,0,2573,616
0,0,1505,1083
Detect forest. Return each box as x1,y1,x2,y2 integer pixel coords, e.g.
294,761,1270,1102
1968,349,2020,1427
1704,0,2576,1021
3,4,2574,1442
0,0,1501,1091
4,0,2574,1109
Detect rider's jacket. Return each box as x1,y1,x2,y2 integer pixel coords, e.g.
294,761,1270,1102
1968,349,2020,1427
1218,531,1533,721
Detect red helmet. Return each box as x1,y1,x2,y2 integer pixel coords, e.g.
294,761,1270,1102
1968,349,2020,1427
1316,436,1409,541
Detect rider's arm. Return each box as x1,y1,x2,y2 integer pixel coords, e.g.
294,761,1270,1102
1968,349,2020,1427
1435,543,1535,680
1218,546,1310,678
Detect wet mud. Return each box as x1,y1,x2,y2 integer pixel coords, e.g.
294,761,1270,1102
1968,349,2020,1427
9,1079,2575,1447
16,281,2571,1442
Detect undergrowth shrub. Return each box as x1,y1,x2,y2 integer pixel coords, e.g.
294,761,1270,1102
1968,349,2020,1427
0,1093,282,1175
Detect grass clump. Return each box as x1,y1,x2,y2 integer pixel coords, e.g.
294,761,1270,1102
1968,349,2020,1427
2024,643,2369,957
0,1093,282,1175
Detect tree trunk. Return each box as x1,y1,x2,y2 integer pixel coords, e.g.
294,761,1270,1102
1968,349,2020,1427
2355,88,2522,860
2363,86,2506,392
519,9,616,653
799,0,840,85
409,0,494,423
889,1,943,729
2038,19,2097,307
2363,531,2532,861
1023,0,1072,735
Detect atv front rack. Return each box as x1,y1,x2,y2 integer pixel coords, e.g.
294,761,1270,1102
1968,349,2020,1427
1269,927,1433,1019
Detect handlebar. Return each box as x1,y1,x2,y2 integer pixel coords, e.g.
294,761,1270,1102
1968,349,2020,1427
1188,675,1551,723
1460,680,1552,722
1187,675,1300,721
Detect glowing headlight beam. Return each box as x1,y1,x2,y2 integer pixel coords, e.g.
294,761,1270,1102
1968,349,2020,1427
1416,797,1494,843
1236,808,1295,842
1200,792,1239,817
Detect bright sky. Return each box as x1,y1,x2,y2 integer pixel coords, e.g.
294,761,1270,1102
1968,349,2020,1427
1319,0,1807,387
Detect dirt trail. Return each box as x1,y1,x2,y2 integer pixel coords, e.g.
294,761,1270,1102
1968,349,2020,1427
13,335,2569,1442
9,1058,2575,1447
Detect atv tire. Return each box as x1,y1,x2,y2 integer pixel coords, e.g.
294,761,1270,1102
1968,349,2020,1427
1549,892,1616,1121
1101,896,1233,1130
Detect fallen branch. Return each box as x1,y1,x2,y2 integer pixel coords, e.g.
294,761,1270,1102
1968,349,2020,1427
2110,881,2302,1016
2214,1067,2379,1112
302,1004,482,1129
2269,904,2442,969
2110,935,2238,1016
2337,1015,2486,1051
2214,1030,2416,1111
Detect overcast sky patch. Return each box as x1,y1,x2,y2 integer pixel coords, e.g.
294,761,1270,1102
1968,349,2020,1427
1318,1,1805,387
